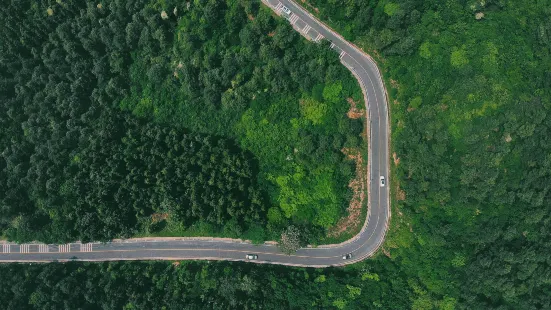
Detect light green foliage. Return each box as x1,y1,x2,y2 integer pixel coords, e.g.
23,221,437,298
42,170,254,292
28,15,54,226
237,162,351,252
384,3,400,16
323,82,343,103
235,80,356,233
409,96,422,110
450,48,469,68
451,254,466,267
274,169,307,219
333,298,347,309
419,42,432,59
482,42,499,75
273,165,340,228
236,107,297,170
412,296,436,310
361,272,380,281
301,97,328,125
267,207,283,225
439,297,457,310
347,284,362,299
314,275,326,283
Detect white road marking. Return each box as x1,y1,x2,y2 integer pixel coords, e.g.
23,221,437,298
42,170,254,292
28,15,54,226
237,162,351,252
59,244,71,253
2,244,10,253
80,243,93,252
302,25,311,34
39,244,49,253
330,42,335,48
339,51,346,59
290,14,299,24
20,244,30,253
315,33,324,42
275,2,283,10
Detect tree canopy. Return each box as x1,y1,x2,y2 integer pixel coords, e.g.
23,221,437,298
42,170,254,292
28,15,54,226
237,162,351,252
303,0,551,308
0,0,363,243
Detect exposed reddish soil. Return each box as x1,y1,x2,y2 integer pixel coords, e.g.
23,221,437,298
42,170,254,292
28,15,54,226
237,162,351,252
392,152,400,166
346,98,363,119
151,213,169,223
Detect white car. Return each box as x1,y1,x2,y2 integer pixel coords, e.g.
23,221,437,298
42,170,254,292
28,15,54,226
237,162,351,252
380,176,385,187
281,6,291,15
342,253,352,260
245,254,258,260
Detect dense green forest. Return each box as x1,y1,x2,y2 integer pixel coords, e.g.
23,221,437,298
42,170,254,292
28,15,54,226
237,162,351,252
2,0,550,309
302,0,551,308
0,0,363,243
0,260,411,309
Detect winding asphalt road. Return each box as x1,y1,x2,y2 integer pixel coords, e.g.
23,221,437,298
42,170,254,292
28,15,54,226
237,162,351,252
0,0,390,267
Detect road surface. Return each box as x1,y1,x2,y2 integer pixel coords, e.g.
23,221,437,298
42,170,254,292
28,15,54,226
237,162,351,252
0,0,390,267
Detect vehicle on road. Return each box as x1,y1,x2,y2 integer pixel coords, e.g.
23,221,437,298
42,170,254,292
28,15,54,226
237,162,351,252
342,253,352,260
281,6,291,15
245,254,258,260
380,176,385,187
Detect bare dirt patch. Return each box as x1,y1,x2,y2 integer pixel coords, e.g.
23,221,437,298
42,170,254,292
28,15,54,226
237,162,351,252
268,31,276,37
328,148,366,237
151,213,169,223
248,14,255,21
396,182,406,201
504,133,512,142
390,79,400,89
392,152,400,166
346,98,363,119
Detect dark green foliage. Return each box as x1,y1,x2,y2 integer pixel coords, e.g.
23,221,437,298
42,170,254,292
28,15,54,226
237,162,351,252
0,0,363,243
0,261,411,309
0,0,269,242
303,0,551,308
109,1,364,235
